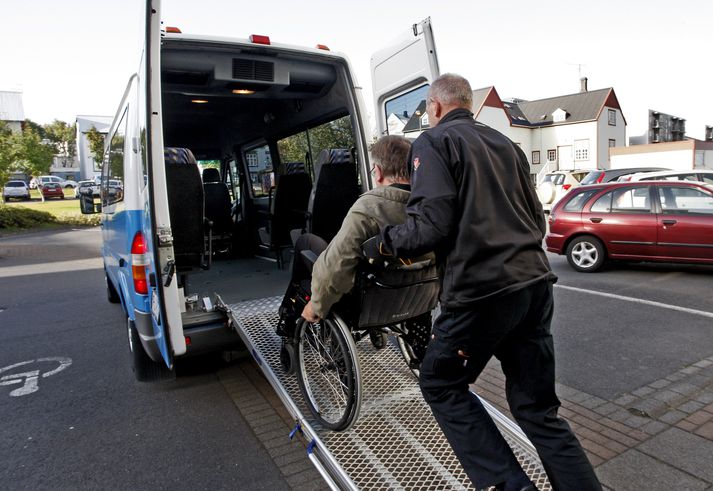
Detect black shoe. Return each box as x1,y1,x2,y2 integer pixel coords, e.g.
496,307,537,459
494,475,537,491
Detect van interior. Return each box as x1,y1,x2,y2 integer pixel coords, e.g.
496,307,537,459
158,38,368,311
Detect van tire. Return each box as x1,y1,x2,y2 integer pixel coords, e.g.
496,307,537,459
127,318,174,382
107,273,121,304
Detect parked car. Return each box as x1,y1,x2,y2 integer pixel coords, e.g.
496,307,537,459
536,170,590,211
3,180,32,201
75,180,100,198
579,167,669,185
546,181,713,272
37,175,78,189
618,169,713,184
40,182,65,200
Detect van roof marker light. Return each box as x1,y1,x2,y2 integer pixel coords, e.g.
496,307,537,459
249,34,271,45
191,99,209,104
231,89,255,95
165,26,182,33
316,44,330,51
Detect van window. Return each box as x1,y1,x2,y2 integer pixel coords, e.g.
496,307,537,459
102,108,128,206
244,144,273,198
228,159,240,202
277,115,356,180
384,85,430,136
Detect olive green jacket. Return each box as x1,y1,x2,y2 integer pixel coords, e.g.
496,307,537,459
310,185,410,318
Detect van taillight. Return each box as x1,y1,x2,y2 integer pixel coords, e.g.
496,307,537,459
596,173,605,183
131,232,149,295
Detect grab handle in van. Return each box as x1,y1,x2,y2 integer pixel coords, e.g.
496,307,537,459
163,259,176,287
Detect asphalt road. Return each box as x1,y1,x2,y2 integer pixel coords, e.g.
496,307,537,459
0,228,290,490
1,227,711,488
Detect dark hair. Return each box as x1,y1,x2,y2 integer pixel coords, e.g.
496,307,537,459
370,135,411,181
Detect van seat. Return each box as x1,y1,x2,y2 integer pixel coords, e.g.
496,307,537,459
164,147,206,273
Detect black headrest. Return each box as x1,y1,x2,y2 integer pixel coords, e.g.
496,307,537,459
314,149,351,182
202,167,221,183
283,162,306,175
164,147,197,165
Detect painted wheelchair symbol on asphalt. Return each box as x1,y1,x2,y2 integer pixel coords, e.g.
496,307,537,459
0,357,72,397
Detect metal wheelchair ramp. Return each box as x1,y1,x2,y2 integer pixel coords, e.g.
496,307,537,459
227,296,552,490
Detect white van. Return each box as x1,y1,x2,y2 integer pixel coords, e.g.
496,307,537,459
81,0,440,381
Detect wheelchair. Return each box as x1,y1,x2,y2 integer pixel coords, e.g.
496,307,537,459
277,247,439,431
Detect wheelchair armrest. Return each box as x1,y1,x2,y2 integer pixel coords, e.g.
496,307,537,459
300,249,319,275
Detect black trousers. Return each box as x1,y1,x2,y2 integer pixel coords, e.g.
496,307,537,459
419,280,601,490
279,233,328,317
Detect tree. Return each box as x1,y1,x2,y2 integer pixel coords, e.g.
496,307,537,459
44,120,77,164
86,126,106,166
22,119,47,140
11,127,54,180
0,121,13,185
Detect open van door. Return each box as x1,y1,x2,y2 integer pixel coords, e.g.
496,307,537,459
371,18,440,137
138,0,186,367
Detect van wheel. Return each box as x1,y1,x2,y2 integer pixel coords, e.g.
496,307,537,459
566,235,605,272
106,273,120,304
127,318,174,382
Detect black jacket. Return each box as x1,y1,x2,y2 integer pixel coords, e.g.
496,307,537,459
381,108,556,309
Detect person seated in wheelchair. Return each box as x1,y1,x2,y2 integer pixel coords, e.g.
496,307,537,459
278,135,434,341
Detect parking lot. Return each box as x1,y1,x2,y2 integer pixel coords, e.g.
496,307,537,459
1,227,712,490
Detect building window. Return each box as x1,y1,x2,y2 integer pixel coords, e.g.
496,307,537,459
574,139,590,161
609,139,616,148
608,109,616,126
531,151,540,165
547,149,557,162
246,153,258,167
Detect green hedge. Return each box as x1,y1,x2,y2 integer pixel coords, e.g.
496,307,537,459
0,205,57,228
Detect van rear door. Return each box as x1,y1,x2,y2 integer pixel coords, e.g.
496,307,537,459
370,18,440,137
139,0,186,367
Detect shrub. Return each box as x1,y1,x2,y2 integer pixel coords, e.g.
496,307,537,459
57,214,101,227
0,205,57,228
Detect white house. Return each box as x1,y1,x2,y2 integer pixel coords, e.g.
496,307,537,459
610,140,713,171
465,82,627,177
76,115,113,180
0,90,24,133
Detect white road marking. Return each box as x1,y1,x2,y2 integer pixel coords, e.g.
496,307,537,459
0,357,72,397
555,284,713,319
0,258,102,278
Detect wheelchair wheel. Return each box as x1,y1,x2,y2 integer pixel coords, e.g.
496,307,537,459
396,314,432,379
296,315,361,431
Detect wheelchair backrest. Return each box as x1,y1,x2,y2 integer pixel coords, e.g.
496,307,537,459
355,260,439,328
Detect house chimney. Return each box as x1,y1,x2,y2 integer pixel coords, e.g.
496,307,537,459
580,77,588,93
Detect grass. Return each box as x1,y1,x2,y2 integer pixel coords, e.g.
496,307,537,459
1,189,100,231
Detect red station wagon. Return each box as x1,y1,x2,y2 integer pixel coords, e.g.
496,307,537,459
40,182,65,200
546,181,713,272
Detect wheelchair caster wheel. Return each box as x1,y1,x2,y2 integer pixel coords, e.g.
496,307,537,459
369,330,387,350
280,342,296,374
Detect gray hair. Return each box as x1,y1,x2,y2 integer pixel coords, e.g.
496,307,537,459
428,73,473,110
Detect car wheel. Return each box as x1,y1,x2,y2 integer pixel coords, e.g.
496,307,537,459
127,318,174,382
566,235,606,272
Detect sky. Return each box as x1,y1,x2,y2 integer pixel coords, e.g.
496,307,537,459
1,0,711,140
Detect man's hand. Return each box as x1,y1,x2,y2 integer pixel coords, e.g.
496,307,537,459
301,300,321,323
362,235,392,266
